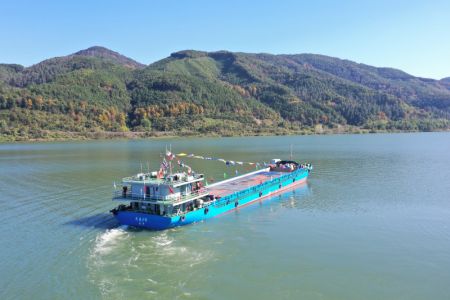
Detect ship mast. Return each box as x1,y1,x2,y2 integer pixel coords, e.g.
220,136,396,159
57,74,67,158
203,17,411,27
169,144,173,175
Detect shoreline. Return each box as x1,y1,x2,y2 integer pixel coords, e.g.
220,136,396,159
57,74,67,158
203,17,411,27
1,127,449,143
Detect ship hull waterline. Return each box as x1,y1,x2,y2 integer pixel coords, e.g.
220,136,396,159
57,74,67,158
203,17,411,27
113,170,309,230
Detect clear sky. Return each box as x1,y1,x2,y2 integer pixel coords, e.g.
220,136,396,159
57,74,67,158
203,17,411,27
1,0,449,79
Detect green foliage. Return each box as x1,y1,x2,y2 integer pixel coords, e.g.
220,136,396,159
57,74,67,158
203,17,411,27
1,46,450,141
28,67,132,109
0,64,24,84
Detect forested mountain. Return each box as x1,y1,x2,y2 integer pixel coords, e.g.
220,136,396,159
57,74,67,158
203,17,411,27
1,47,449,141
440,77,450,91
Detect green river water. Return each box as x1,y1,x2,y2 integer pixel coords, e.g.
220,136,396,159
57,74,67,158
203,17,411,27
1,133,450,299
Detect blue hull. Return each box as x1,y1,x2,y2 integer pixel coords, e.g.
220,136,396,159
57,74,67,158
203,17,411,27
114,169,309,230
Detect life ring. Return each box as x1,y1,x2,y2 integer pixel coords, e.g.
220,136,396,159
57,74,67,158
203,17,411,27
235,201,238,207
204,207,209,215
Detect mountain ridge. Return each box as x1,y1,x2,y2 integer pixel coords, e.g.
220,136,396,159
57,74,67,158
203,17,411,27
72,46,145,69
1,46,449,141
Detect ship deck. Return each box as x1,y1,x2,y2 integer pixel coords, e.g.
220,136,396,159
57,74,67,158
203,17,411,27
207,170,285,198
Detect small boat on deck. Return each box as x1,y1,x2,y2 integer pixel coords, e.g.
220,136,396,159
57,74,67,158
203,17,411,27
110,154,312,230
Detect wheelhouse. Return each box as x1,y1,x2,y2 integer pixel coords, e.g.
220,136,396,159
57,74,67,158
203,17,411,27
112,171,211,217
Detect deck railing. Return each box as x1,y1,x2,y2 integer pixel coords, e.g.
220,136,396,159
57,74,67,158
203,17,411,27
121,174,204,185
213,168,309,206
113,189,208,205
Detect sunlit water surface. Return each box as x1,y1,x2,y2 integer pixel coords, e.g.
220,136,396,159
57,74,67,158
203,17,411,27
1,133,450,299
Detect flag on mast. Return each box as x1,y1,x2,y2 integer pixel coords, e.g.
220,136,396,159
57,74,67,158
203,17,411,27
161,158,169,170
166,150,175,161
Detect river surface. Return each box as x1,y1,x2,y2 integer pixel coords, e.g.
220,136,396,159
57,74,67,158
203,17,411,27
1,133,450,299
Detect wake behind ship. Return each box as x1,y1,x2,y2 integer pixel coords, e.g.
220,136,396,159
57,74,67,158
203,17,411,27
111,152,312,230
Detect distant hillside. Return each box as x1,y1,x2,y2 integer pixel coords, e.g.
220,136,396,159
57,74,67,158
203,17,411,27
440,77,450,91
73,46,145,69
1,46,143,88
1,47,449,141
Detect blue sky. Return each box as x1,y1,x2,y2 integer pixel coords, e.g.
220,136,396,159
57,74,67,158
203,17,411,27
1,0,449,79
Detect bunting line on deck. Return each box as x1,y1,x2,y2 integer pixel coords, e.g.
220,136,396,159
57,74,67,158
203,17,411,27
175,152,268,168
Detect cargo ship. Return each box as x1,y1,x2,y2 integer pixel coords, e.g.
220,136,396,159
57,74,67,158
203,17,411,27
110,153,312,230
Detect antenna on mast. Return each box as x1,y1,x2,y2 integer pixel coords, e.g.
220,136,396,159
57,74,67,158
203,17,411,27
169,144,173,175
